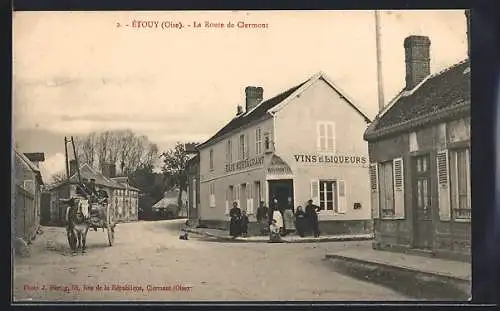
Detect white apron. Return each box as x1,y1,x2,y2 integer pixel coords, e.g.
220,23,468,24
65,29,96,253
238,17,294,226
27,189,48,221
272,210,283,228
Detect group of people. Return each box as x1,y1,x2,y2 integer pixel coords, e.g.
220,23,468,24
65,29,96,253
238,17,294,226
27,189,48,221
229,202,250,237
228,198,321,240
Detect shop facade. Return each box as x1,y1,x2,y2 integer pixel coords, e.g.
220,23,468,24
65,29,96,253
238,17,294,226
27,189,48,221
196,72,373,235
364,33,471,261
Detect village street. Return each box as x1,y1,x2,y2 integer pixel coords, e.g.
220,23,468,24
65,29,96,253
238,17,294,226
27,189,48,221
13,219,409,302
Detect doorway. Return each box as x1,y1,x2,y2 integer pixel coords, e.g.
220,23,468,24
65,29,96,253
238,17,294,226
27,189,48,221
268,179,294,210
412,154,433,250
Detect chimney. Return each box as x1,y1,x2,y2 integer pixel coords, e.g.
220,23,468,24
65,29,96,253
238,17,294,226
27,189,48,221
236,105,244,116
245,86,263,112
69,159,78,177
404,35,431,90
465,10,470,57
109,163,116,178
23,152,45,168
102,163,116,178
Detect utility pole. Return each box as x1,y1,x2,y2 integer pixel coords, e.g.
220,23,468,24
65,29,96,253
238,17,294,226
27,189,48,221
375,10,385,112
64,137,70,179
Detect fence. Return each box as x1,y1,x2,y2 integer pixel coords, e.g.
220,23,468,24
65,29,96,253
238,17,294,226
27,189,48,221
14,184,39,243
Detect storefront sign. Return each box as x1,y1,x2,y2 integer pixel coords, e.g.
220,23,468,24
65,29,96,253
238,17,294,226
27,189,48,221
225,155,265,173
267,166,292,175
267,154,293,175
293,154,367,165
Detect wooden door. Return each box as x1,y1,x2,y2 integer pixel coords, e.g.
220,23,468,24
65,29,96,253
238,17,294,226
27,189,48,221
412,154,433,249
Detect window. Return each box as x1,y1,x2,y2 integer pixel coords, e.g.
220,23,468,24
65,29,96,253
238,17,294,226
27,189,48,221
192,179,197,208
311,179,346,214
226,140,233,163
378,161,395,217
263,132,271,151
255,128,262,154
319,180,337,212
317,121,336,153
239,134,246,160
209,149,214,170
450,148,471,219
209,183,215,208
254,181,261,204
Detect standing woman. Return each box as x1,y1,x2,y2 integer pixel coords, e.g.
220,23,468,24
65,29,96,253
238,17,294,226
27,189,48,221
229,201,242,237
269,198,284,235
282,197,295,236
294,206,307,237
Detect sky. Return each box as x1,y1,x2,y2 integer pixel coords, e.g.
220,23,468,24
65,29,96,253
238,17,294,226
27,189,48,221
12,10,468,180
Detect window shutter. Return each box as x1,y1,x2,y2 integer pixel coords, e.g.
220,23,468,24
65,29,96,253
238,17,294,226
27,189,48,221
311,180,319,205
327,122,336,153
246,134,250,158
437,150,451,221
225,188,229,215
236,184,240,208
369,163,380,219
337,180,346,213
210,183,216,208
316,123,322,151
393,158,405,219
247,183,254,214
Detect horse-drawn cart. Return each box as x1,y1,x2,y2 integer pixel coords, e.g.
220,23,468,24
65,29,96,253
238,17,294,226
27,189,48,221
61,136,117,252
63,196,116,252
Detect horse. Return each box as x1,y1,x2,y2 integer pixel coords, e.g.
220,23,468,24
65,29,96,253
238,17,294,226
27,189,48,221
62,197,90,253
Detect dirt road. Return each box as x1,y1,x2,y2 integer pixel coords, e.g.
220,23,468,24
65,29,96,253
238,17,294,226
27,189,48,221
13,219,408,302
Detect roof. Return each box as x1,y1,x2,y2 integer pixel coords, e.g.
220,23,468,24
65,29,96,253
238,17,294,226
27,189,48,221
15,150,44,185
197,72,371,149
366,59,470,137
152,197,179,208
48,163,125,190
23,152,45,162
111,177,141,192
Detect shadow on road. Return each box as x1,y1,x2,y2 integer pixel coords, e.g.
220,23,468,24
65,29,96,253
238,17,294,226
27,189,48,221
329,259,469,301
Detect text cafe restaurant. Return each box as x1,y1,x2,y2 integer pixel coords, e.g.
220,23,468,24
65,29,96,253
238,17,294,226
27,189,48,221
196,72,373,235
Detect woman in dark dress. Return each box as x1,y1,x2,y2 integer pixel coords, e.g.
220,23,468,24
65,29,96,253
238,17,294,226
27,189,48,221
294,206,307,237
229,201,242,237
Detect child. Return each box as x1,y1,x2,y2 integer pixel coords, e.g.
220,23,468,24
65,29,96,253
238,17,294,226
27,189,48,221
269,219,283,243
240,210,249,237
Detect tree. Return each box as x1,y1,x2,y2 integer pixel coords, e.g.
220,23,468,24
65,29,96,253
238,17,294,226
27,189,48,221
73,129,159,175
50,171,67,183
161,142,189,207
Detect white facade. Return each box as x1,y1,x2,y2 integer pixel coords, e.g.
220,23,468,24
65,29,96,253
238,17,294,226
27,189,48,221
198,72,372,225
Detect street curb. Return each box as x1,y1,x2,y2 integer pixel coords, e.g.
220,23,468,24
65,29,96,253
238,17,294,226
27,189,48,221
185,228,373,243
326,254,471,300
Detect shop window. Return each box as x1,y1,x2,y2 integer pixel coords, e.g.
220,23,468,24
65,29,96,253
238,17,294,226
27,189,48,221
450,147,471,220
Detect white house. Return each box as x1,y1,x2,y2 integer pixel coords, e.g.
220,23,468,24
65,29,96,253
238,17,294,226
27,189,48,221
196,72,373,235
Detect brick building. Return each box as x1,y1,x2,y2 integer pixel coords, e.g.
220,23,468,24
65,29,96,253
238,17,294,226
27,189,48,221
363,16,470,261
195,72,373,235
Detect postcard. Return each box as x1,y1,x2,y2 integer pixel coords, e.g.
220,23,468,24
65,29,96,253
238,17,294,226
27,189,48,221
12,10,470,303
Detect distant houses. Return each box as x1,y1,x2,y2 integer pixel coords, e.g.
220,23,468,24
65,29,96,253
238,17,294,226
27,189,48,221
12,150,45,252
42,160,140,226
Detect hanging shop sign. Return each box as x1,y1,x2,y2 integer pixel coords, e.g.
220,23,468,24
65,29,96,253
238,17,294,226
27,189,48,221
225,155,265,173
293,154,368,165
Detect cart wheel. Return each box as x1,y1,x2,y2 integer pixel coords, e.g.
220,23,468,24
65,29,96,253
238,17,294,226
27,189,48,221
106,205,114,246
